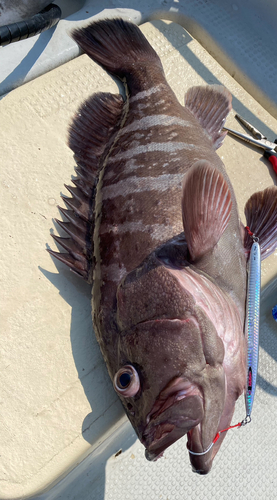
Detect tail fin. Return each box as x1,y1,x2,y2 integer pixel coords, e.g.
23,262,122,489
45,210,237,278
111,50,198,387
72,18,162,78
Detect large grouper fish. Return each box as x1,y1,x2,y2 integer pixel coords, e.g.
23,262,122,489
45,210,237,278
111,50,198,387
48,19,277,474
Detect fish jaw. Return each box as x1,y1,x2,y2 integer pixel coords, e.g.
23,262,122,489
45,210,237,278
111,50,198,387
187,425,214,474
116,261,246,472
186,334,246,475
187,388,238,475
188,367,246,474
142,378,204,461
115,315,225,467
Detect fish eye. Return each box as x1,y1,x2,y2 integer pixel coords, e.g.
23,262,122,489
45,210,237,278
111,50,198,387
113,365,140,397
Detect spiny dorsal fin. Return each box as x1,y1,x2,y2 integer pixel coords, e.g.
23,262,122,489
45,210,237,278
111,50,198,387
184,85,232,149
57,206,88,231
182,160,232,261
244,186,277,260
48,204,94,282
54,218,92,250
48,247,90,281
48,92,124,282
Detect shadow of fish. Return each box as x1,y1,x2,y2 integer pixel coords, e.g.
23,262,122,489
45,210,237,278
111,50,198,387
48,19,277,474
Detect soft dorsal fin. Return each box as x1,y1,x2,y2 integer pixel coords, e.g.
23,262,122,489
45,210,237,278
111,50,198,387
182,160,232,261
184,85,232,149
244,186,277,260
48,92,124,282
69,92,124,165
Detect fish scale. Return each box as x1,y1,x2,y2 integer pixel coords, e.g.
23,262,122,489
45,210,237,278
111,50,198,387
98,85,227,285
48,18,277,474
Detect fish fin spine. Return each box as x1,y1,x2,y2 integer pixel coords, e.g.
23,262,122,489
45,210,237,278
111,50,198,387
47,248,91,281
182,160,232,261
184,85,232,149
244,186,277,260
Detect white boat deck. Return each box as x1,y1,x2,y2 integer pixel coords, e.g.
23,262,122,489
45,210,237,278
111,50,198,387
1,11,277,500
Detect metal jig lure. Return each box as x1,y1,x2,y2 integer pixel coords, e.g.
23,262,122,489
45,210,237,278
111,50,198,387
244,236,261,420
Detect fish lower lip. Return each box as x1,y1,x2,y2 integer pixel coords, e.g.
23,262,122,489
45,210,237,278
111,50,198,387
143,395,203,461
145,425,191,461
144,418,200,462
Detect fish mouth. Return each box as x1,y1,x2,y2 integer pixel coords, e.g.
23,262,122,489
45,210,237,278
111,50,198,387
142,377,204,461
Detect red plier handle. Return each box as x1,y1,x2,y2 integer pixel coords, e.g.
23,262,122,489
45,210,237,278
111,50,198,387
264,150,277,174
224,114,277,176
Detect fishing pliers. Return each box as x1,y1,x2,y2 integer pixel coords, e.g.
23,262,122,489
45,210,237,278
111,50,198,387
223,114,277,174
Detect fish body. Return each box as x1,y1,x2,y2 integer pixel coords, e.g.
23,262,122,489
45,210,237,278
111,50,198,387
49,19,277,474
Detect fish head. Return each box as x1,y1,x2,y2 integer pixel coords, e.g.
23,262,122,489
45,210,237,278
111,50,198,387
113,256,229,472
114,319,206,461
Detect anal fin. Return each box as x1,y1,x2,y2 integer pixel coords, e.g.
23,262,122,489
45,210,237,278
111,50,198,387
48,92,124,282
244,186,277,260
182,160,232,262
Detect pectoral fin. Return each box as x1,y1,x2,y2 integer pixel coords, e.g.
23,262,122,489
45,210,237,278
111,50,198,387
182,160,232,262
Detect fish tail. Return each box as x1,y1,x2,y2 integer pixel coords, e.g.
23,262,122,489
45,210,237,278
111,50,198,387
72,19,162,80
